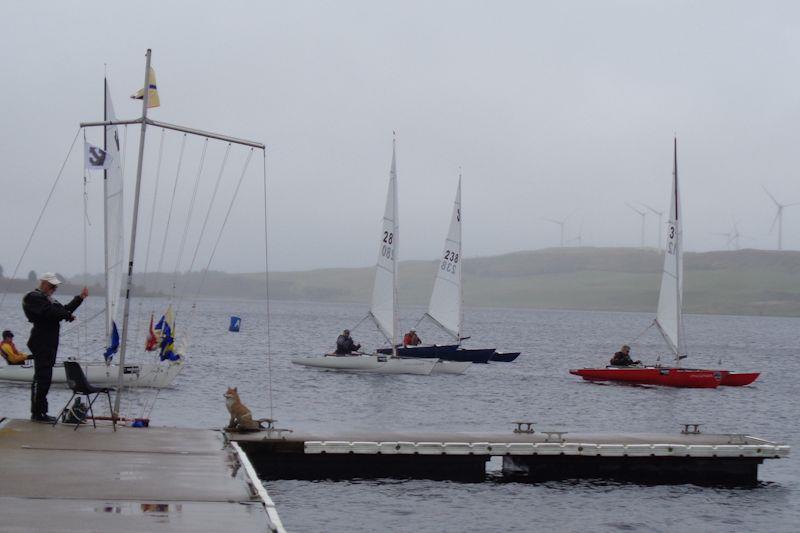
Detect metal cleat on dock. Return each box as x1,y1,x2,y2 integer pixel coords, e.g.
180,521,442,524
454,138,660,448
513,420,535,433
681,423,702,434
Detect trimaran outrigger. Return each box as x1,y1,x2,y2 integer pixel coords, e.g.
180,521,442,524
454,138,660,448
570,139,759,388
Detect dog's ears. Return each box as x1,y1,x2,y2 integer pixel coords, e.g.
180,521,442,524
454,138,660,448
233,387,238,391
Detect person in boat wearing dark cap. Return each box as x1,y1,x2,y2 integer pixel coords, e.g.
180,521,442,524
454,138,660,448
335,329,361,355
1,330,32,365
609,344,641,366
22,272,88,423
403,328,421,347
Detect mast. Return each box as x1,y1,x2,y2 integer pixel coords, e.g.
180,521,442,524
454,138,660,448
113,49,152,415
673,136,683,364
457,173,463,341
103,78,110,343
391,136,398,358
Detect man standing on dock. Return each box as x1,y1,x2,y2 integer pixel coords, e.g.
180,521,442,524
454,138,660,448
22,273,88,422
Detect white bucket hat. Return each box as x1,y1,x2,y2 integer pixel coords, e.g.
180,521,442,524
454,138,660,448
39,272,62,286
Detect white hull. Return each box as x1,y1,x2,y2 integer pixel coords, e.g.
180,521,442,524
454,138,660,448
0,359,184,388
292,355,437,375
432,360,470,374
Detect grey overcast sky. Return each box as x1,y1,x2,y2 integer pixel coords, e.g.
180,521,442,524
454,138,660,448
1,1,800,276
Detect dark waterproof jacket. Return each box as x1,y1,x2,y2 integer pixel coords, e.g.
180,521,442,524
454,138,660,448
335,335,360,355
22,289,83,366
609,351,634,366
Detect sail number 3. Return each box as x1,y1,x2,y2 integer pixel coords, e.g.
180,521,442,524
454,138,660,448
667,225,676,255
441,249,459,274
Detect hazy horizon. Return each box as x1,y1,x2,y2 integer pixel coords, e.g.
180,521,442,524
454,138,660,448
2,1,800,279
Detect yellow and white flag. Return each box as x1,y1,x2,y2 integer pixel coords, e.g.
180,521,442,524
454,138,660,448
130,67,160,108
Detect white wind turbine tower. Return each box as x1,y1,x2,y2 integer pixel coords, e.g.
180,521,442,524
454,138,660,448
625,203,646,248
542,216,569,247
641,203,664,249
763,186,800,251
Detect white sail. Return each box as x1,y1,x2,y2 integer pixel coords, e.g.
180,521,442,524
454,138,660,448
427,177,462,340
369,140,399,345
655,138,683,361
104,80,125,345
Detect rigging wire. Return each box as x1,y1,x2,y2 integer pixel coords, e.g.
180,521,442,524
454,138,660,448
0,128,81,307
143,147,255,421
133,128,167,360
156,133,188,294
262,150,274,420
175,142,231,316
171,138,209,301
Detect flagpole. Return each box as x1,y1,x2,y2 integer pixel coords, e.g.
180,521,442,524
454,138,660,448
114,49,152,416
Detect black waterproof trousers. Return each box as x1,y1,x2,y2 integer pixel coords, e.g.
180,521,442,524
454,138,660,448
31,364,53,417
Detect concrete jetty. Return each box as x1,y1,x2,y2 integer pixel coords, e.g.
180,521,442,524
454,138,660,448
230,424,790,485
0,418,284,532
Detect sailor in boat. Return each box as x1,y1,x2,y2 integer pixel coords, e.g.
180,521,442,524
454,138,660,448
609,345,641,367
22,273,88,423
334,329,361,356
403,328,422,347
1,330,32,365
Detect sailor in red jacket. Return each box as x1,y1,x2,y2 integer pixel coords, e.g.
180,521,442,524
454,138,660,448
403,328,421,347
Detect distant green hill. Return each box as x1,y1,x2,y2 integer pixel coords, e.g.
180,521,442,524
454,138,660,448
253,247,800,317
21,247,798,317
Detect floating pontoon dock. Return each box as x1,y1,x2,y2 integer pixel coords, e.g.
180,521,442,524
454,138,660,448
231,423,789,485
0,418,284,532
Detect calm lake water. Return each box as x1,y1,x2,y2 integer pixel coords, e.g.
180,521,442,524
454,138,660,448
1,296,797,532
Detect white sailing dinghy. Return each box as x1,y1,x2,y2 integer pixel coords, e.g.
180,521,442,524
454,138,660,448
292,141,466,375
0,79,183,388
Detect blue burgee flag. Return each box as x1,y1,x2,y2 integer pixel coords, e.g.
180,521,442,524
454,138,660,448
229,316,241,332
103,321,120,362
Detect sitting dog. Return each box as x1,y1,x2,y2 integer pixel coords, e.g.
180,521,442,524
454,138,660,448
224,387,273,432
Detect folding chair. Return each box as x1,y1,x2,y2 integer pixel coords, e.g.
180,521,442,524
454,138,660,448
54,361,116,431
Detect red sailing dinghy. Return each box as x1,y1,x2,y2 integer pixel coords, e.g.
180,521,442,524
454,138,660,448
570,139,759,389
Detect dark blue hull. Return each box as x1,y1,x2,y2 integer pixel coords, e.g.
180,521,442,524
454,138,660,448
377,345,496,363
376,344,459,358
491,351,521,362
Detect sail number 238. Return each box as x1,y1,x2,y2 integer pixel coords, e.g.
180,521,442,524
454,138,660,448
381,231,394,260
441,249,459,274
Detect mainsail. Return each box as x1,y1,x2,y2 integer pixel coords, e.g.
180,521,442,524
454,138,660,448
426,177,462,340
103,79,125,359
655,138,683,362
369,140,399,346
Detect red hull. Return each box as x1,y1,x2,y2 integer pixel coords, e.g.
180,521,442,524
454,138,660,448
569,367,721,388
711,371,760,386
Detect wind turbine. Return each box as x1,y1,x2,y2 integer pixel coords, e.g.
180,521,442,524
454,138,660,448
542,215,569,247
625,203,646,248
763,186,800,251
567,220,584,247
641,203,664,249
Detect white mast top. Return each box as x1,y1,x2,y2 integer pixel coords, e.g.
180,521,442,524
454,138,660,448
655,137,684,363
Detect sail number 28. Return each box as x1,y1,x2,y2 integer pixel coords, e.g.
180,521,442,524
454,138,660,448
441,249,459,274
381,231,394,260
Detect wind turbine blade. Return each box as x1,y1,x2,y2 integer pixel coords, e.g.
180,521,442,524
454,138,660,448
762,186,780,207
769,211,780,233
640,202,663,215
625,202,645,215
784,201,800,208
